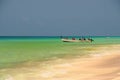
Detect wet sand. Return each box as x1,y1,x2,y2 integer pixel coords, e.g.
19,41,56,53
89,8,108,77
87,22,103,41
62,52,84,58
1,45,120,80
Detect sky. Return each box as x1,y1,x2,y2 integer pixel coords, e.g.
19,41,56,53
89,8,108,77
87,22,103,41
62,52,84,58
0,0,120,36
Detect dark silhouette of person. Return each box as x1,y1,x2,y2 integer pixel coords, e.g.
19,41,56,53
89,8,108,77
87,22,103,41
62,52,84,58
72,38,75,40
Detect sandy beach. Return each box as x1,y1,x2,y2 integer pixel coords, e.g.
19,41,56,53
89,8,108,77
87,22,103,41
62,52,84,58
1,45,120,80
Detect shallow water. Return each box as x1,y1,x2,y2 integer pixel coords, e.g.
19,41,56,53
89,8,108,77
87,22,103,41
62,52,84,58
0,45,120,80
0,36,120,68
0,36,120,78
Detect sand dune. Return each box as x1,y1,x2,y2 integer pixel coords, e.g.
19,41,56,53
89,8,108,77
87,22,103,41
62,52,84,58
1,45,120,80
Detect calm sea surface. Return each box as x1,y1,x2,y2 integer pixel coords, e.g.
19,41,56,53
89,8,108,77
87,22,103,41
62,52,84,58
0,36,120,68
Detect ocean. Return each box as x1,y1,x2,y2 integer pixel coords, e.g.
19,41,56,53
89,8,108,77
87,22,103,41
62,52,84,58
0,36,120,68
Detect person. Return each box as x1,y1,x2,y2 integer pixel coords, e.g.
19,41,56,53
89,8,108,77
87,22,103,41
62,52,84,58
79,38,81,40
81,37,86,41
72,37,75,40
83,37,86,40
88,38,94,42
90,38,94,42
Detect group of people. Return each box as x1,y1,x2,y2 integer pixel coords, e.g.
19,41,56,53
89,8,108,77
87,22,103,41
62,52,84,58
70,37,94,42
78,37,94,42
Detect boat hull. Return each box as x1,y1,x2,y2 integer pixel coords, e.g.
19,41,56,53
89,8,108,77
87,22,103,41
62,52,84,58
61,39,92,42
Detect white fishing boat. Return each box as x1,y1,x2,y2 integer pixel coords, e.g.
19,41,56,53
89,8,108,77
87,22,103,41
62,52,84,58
61,38,93,42
61,39,80,42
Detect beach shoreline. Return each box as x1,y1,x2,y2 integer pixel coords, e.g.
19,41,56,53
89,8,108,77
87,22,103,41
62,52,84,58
0,44,120,80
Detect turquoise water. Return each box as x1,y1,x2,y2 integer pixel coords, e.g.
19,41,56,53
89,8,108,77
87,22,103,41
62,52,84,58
0,36,120,68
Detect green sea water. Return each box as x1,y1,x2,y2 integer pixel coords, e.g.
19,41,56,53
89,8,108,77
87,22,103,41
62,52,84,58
0,36,120,69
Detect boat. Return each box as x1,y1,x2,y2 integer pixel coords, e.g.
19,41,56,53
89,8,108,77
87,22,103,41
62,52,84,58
61,39,80,42
61,38,93,42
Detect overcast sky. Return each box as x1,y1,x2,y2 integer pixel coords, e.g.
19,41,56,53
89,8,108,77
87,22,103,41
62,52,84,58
0,0,120,36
